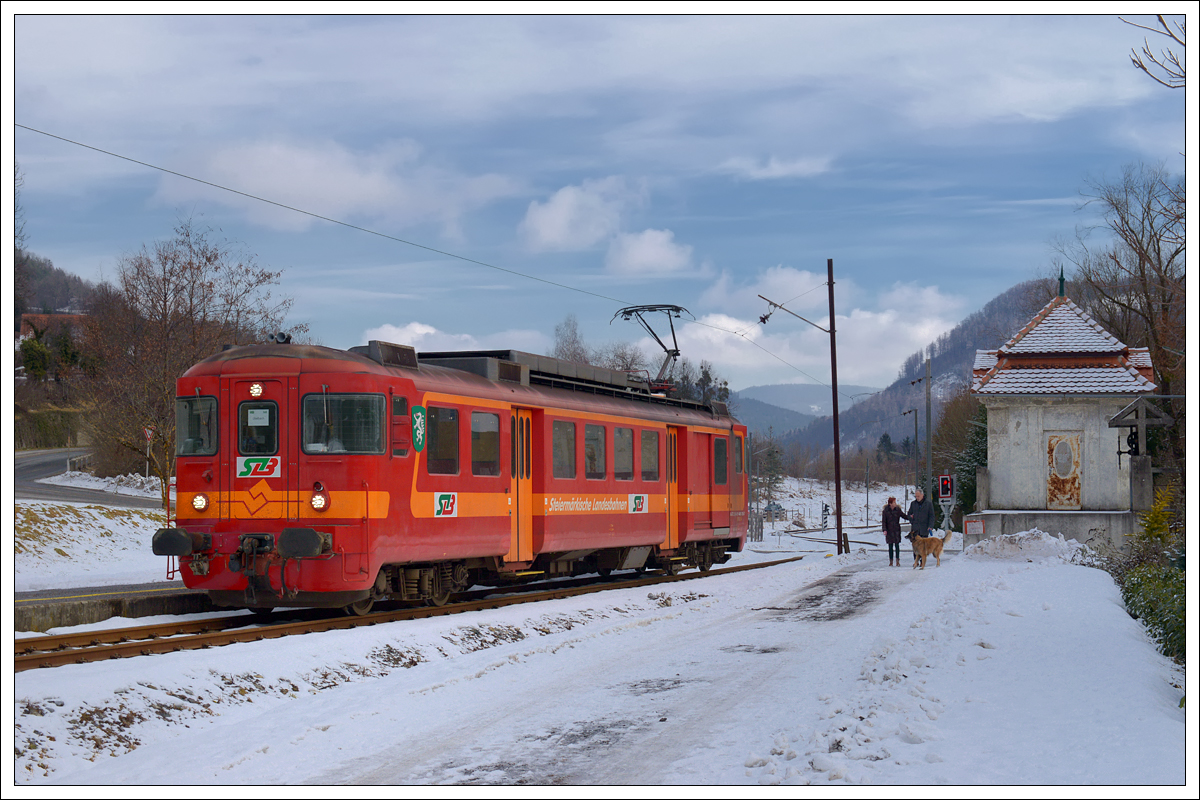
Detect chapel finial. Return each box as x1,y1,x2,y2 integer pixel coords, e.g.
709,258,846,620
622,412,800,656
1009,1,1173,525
1058,266,1066,298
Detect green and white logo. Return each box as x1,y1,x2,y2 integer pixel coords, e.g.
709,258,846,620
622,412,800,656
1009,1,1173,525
435,492,457,517
412,405,427,452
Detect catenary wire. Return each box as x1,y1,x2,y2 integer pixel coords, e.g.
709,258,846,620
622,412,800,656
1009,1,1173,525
17,123,853,396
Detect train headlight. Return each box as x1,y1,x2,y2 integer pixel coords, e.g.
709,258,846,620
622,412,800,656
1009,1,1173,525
249,382,263,398
311,482,329,511
192,493,210,511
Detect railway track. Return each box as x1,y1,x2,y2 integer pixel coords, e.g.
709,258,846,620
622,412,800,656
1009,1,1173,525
15,556,803,672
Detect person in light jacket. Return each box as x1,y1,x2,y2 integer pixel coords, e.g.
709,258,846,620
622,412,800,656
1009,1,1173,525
882,496,905,567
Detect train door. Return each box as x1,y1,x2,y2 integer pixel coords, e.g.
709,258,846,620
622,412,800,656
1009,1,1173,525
665,427,681,550
692,431,713,529
712,434,731,530
507,408,534,562
228,377,289,520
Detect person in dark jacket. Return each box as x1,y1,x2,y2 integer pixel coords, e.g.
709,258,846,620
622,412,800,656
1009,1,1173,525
882,496,905,566
905,489,935,563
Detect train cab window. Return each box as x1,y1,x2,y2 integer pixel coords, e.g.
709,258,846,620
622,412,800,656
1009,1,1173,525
614,427,633,480
471,412,501,476
426,406,460,474
176,397,218,456
714,436,729,485
641,430,659,482
552,420,575,479
239,401,278,455
734,434,744,474
302,394,385,454
584,425,606,480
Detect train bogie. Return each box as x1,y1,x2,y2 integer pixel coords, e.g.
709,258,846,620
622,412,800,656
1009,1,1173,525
155,341,748,611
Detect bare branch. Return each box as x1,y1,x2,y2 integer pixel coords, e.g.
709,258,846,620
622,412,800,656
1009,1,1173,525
1120,15,1186,89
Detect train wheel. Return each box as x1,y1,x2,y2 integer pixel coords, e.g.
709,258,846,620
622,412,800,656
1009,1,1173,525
345,598,374,616
250,607,274,621
597,568,613,578
698,548,714,573
426,588,451,607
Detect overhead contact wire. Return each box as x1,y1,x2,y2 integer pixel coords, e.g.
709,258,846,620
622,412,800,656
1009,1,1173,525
18,123,847,395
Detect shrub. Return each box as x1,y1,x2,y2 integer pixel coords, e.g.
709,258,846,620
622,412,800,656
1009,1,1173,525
1121,562,1185,662
1105,485,1186,664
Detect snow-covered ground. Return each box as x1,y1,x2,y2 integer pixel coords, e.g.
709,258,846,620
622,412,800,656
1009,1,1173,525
10,478,1191,786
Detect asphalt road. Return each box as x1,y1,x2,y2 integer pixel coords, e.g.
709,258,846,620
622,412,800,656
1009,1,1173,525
14,448,165,509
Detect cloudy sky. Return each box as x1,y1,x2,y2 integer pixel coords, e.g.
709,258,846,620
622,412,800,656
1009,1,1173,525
10,12,1187,390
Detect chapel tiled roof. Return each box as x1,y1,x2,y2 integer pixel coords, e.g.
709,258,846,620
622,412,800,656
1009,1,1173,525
972,296,1156,396
998,298,1125,354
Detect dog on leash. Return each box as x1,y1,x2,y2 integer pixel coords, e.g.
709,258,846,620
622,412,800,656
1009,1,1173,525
912,530,952,569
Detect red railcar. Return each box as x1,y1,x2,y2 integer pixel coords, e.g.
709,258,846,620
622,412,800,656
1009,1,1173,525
154,340,748,614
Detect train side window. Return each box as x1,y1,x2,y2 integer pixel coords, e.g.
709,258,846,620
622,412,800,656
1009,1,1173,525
714,436,728,485
734,434,743,474
302,394,385,454
584,424,606,480
614,427,633,480
426,406,459,474
552,420,575,479
239,401,278,455
176,396,218,456
641,430,659,482
471,412,500,476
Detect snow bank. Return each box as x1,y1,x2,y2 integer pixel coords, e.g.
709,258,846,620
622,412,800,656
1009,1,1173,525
964,528,1100,565
38,471,172,499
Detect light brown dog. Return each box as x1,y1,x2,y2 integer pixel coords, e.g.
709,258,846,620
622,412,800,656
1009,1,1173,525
912,530,952,569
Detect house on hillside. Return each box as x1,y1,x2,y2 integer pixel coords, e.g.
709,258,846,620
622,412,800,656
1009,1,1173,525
964,286,1157,552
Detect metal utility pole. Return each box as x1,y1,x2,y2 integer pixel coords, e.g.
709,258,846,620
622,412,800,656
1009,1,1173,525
755,258,847,554
827,259,846,555
925,358,932,497
901,408,917,507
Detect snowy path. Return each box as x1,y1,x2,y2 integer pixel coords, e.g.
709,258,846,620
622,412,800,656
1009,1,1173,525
313,560,912,784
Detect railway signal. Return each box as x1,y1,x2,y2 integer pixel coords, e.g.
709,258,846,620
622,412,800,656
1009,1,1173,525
938,474,954,501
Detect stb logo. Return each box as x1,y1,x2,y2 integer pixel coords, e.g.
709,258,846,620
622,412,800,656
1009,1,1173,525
411,406,427,453
237,457,280,478
628,494,648,513
435,492,457,517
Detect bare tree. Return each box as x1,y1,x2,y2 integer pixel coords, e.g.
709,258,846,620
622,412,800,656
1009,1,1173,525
1056,163,1185,394
592,340,649,372
84,218,306,507
1120,15,1185,89
1054,163,1185,467
551,313,592,364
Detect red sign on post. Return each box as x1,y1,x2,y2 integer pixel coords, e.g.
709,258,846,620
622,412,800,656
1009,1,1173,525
145,426,155,442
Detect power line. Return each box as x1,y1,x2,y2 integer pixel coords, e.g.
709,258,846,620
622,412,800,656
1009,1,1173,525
17,122,849,395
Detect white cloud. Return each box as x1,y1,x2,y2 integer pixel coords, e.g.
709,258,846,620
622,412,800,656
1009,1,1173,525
605,229,693,275
361,322,550,354
676,272,969,389
155,138,519,233
717,155,833,180
518,177,638,252
699,265,836,319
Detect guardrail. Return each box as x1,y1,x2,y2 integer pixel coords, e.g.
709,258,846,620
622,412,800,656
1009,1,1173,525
66,452,94,473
